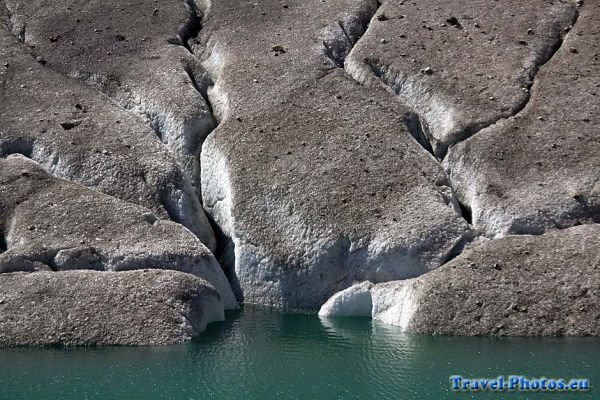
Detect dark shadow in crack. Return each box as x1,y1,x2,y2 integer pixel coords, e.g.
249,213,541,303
0,232,6,254
177,0,203,53
0,138,34,159
440,229,476,265
321,2,381,68
403,111,435,157
205,211,244,302
457,199,473,225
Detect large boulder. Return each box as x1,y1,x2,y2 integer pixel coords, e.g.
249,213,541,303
320,225,600,336
0,270,224,345
0,155,238,310
197,0,470,307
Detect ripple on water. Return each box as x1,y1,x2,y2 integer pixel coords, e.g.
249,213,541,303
0,306,598,399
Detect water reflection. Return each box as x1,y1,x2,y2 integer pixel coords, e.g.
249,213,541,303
0,307,597,399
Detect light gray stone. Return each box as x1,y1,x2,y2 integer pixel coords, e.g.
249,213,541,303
3,0,216,199
0,23,216,249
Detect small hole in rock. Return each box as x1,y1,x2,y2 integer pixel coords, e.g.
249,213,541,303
458,201,473,225
0,138,34,158
0,233,7,254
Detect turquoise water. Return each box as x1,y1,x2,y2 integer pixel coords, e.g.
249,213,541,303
0,306,597,399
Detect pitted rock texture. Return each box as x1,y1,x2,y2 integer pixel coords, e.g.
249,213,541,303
320,225,600,336
0,0,598,341
0,270,224,346
198,0,470,307
0,155,237,310
346,0,579,158
445,1,600,237
0,25,215,250
2,0,216,200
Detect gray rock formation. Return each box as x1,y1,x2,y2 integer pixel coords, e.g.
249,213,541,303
0,270,224,345
320,225,600,336
0,0,598,343
346,0,578,158
445,1,600,237
198,0,470,307
0,23,215,249
0,155,237,310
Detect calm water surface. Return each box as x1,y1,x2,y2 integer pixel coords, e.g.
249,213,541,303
0,306,598,399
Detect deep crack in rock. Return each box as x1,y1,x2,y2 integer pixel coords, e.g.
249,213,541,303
356,6,581,159
177,0,203,54
323,3,475,236
321,1,380,68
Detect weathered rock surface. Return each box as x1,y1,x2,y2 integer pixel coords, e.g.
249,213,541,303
320,225,600,336
445,1,600,237
0,155,237,310
0,23,215,249
346,0,578,157
0,270,224,345
2,0,216,199
0,0,597,342
198,0,470,307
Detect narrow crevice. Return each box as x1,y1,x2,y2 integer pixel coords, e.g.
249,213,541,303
320,2,479,263
183,64,215,117
321,2,381,68
440,229,477,265
363,8,581,160
446,7,580,158
177,0,203,54
0,232,7,254
175,4,237,280
204,211,244,302
356,5,583,254
367,59,475,229
337,21,355,46
204,210,228,266
403,111,434,156
457,199,473,225
322,41,344,68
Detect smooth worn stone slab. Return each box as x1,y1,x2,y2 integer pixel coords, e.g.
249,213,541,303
318,281,374,317
0,155,238,310
444,1,600,237
0,27,216,249
346,0,578,157
2,0,216,198
199,0,470,307
0,270,224,346
320,224,600,336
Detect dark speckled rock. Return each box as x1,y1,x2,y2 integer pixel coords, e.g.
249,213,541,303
322,225,600,336
197,0,470,307
0,270,224,346
0,24,215,249
445,1,600,237
0,155,238,310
